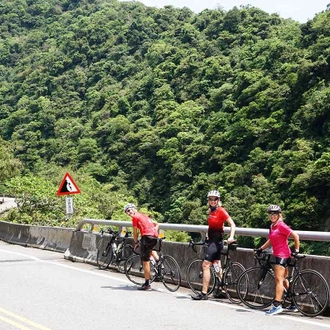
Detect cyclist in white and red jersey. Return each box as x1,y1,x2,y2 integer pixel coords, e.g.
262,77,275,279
255,205,300,315
191,190,236,300
124,203,159,291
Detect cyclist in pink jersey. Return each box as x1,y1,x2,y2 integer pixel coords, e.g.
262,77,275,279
255,204,300,315
124,203,159,291
191,190,236,300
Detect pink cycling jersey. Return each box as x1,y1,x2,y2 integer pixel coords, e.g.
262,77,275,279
131,211,158,237
268,220,292,258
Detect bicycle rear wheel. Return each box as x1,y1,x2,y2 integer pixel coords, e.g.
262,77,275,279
125,254,145,285
187,259,216,295
125,254,156,286
292,269,330,317
224,261,245,304
97,238,113,270
237,266,275,309
117,244,134,273
160,255,181,292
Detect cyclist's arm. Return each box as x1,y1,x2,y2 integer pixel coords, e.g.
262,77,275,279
259,239,271,251
153,220,159,233
225,217,236,243
290,231,300,252
132,226,139,245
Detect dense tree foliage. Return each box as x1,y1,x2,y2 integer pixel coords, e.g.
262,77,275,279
1,0,330,253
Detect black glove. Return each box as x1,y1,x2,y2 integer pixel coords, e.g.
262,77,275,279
291,250,299,257
254,248,263,256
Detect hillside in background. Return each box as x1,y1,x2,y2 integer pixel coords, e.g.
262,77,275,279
1,0,330,253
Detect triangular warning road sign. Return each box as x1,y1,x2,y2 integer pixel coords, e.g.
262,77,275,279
57,172,81,196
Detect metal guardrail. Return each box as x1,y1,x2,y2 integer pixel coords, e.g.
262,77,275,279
76,218,330,242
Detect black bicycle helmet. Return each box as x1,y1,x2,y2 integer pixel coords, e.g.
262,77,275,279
267,204,282,213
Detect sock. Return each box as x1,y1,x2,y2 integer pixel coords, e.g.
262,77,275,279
273,300,281,307
145,280,150,285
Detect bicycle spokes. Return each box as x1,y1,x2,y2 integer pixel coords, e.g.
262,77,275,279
160,255,181,292
292,270,329,317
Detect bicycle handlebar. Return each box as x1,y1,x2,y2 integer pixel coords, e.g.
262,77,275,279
253,251,306,267
188,239,238,253
100,228,131,238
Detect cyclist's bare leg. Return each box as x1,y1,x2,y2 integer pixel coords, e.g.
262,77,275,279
143,260,151,281
202,260,212,294
274,264,286,302
283,268,289,290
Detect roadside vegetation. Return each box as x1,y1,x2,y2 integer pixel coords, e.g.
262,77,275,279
0,1,330,254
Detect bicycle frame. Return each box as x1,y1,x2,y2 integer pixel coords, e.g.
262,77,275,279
237,252,330,316
125,237,181,292
187,240,245,303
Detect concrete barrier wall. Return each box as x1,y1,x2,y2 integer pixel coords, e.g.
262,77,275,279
1,220,330,308
0,221,73,253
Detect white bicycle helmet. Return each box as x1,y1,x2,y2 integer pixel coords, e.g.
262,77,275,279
123,203,136,212
267,204,282,213
207,190,220,198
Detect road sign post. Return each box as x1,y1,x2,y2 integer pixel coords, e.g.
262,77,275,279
57,173,80,218
66,196,74,217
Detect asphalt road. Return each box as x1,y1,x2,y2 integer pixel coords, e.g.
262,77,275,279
0,197,17,214
0,241,330,330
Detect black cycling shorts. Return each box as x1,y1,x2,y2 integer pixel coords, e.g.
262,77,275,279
204,240,223,262
140,235,158,261
275,257,291,268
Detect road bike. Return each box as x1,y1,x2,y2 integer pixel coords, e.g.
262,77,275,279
236,251,330,317
96,228,133,273
187,240,245,303
124,237,181,292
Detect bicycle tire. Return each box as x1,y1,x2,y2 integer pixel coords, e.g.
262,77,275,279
224,261,245,304
125,254,156,286
237,266,275,309
160,255,181,292
117,244,134,274
187,258,216,295
292,269,330,317
96,238,113,270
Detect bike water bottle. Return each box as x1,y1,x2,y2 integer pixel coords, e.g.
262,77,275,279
213,261,220,273
111,242,117,257
150,256,156,266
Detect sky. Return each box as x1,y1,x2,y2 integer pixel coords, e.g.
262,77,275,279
128,0,329,23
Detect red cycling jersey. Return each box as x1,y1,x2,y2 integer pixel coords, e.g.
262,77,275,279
131,211,158,237
207,207,230,241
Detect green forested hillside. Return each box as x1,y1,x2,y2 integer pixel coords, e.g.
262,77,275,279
1,0,330,253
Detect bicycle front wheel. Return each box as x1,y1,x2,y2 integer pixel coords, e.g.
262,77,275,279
237,267,275,309
117,244,134,273
292,269,330,317
160,255,181,292
187,259,216,295
224,261,245,304
96,238,113,270
125,254,145,285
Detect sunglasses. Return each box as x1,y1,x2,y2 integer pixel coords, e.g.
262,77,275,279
269,212,279,216
126,208,134,214
208,197,219,202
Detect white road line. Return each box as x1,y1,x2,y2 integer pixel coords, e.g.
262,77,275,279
2,248,330,328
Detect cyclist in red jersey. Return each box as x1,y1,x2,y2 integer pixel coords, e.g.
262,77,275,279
255,205,300,315
191,190,236,300
124,203,159,290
